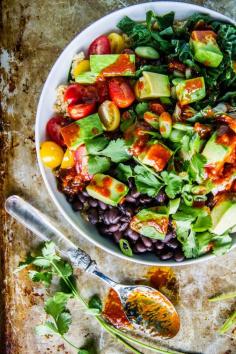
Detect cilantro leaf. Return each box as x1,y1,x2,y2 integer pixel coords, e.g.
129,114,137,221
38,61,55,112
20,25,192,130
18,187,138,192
134,165,163,197
88,294,102,315
192,214,212,232
85,136,109,154
42,242,57,259
120,109,137,133
161,171,183,198
45,292,71,320
135,102,149,116
36,321,58,335
99,139,130,163
212,233,232,256
88,155,111,175
188,153,206,183
53,260,73,278
56,312,72,335
29,270,52,286
32,257,51,268
116,163,133,182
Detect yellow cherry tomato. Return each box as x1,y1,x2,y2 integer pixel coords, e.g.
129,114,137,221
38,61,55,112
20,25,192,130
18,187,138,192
72,59,90,78
40,141,64,169
108,33,125,54
60,148,75,169
98,100,120,131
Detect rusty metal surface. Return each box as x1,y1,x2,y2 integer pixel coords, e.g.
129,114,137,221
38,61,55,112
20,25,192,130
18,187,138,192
1,1,236,353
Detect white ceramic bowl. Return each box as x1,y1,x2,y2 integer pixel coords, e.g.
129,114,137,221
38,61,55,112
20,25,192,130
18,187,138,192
36,1,236,266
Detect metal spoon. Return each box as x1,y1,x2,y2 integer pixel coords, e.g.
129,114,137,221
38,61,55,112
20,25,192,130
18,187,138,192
5,195,180,338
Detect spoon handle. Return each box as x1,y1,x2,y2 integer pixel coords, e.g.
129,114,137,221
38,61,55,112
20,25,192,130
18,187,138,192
5,195,95,271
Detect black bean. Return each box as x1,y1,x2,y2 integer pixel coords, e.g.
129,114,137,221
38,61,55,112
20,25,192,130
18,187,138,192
113,231,123,243
119,222,129,232
163,231,175,243
107,224,120,233
125,228,139,241
125,195,136,203
120,216,131,223
150,238,158,243
141,236,153,248
66,194,75,203
160,251,174,260
174,251,185,262
72,200,83,211
124,207,134,218
88,208,99,224
98,200,108,210
139,196,152,204
88,198,98,208
81,190,89,197
155,191,167,204
147,245,154,251
104,208,120,224
155,240,165,250
78,193,87,203
134,241,147,253
98,224,111,235
130,188,140,199
166,240,179,249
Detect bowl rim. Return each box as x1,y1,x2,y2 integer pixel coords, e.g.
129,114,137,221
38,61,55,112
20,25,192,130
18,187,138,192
35,1,236,266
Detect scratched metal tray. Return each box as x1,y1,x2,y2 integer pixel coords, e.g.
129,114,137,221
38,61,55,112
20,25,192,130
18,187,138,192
1,1,236,353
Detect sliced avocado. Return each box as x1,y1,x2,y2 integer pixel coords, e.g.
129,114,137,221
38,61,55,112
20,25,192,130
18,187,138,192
61,113,103,150
190,31,223,68
210,198,236,235
143,111,159,129
138,141,172,172
90,54,135,76
202,132,232,165
75,71,98,84
86,174,128,206
130,207,169,240
196,232,213,255
176,77,206,105
135,71,170,100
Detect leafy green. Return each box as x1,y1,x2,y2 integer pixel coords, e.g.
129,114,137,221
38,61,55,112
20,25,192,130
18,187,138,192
86,136,109,154
213,233,232,256
135,64,168,78
135,102,149,116
134,165,163,197
120,109,137,132
188,154,206,184
88,156,111,175
87,294,102,315
117,16,151,46
99,138,130,163
29,270,52,286
116,163,133,182
161,171,183,199
192,214,212,232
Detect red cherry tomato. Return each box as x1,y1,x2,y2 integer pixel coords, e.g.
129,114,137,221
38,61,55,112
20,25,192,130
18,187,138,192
80,85,98,104
108,78,135,108
67,102,96,120
46,115,68,146
88,35,111,55
64,84,83,105
95,81,109,104
74,145,92,181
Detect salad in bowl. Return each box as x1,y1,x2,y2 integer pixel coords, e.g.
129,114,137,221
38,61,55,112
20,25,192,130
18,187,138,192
39,9,236,263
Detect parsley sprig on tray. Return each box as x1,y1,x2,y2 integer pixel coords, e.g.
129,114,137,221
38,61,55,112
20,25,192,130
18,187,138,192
17,242,185,354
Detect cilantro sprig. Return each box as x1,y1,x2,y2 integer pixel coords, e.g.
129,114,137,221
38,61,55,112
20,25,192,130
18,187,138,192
17,242,184,354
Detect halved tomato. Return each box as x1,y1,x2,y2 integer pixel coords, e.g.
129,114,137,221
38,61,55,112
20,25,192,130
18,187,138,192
95,81,109,104
108,78,135,108
67,102,96,120
88,35,111,55
74,145,92,181
64,84,83,105
46,115,68,146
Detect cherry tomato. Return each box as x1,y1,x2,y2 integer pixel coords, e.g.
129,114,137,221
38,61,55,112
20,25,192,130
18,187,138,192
74,145,92,181
67,102,96,120
108,33,125,53
98,100,120,131
80,85,98,104
46,115,68,146
40,141,64,169
60,149,75,169
108,78,135,108
149,102,165,115
64,84,83,105
95,81,109,104
88,35,111,55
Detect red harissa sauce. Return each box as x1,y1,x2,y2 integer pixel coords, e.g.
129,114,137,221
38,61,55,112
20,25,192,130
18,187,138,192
102,54,135,76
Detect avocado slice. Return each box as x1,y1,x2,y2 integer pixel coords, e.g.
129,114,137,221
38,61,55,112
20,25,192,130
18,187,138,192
202,132,232,165
135,71,170,100
210,198,236,235
130,207,169,240
86,173,128,206
176,77,206,105
90,54,135,76
138,141,172,172
61,113,103,150
75,71,99,84
190,31,223,68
